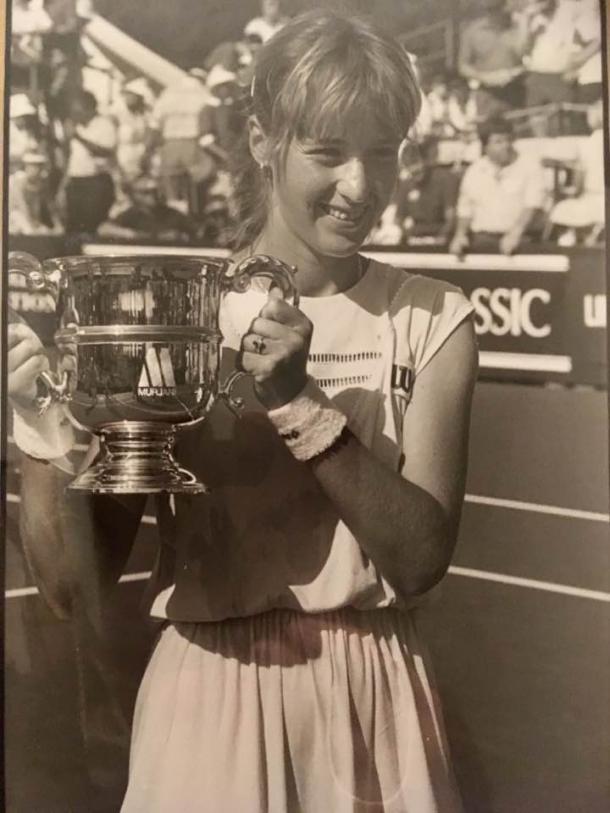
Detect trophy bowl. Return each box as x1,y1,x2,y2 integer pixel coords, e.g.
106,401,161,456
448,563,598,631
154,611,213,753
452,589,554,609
8,251,298,495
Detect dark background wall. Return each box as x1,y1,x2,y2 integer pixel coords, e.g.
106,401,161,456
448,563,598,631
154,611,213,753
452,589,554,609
92,0,447,69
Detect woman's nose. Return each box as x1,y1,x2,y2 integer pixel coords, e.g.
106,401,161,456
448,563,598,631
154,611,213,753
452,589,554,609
336,158,369,203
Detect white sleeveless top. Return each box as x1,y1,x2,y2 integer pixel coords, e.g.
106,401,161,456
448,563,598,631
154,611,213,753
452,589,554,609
147,261,474,622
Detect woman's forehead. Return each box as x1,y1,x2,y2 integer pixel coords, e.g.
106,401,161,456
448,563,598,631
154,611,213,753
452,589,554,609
295,108,401,145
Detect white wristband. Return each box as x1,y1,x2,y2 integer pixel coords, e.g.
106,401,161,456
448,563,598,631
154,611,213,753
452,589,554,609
12,402,76,461
267,377,348,462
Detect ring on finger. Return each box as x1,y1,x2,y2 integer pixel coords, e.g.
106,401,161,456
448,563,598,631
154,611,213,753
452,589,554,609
252,336,266,355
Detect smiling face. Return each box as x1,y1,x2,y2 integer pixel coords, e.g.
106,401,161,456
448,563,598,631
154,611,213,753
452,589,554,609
266,113,401,258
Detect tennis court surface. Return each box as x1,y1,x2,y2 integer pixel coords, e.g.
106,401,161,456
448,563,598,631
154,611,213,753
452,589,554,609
5,380,609,812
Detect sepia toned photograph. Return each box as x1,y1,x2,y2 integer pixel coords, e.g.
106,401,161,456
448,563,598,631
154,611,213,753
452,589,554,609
3,0,608,811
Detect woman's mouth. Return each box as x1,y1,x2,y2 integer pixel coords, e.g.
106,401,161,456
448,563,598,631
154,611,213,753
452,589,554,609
318,203,368,226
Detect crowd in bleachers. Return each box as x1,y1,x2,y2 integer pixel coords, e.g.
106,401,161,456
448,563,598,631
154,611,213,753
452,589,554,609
8,0,605,252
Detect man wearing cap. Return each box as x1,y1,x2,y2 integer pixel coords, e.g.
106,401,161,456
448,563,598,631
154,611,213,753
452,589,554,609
190,65,241,217
110,78,153,190
97,175,195,244
9,151,61,235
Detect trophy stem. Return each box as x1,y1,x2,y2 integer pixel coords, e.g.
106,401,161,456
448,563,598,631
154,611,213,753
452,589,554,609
68,422,207,495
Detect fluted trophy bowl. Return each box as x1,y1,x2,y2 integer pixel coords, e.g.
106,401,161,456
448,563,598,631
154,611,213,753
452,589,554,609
8,251,298,494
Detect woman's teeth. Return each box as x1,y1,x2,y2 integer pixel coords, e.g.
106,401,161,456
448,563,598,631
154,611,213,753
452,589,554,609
322,204,364,223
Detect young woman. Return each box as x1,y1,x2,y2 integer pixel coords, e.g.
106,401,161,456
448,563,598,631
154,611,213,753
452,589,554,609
11,10,478,812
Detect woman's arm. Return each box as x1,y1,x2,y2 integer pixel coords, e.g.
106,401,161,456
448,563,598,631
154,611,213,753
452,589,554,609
242,296,478,600
9,321,145,623
308,319,477,599
19,456,146,625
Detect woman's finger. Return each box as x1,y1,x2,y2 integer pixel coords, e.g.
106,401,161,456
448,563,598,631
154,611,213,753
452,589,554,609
8,322,43,351
7,354,49,399
259,296,306,328
248,316,296,341
8,336,47,373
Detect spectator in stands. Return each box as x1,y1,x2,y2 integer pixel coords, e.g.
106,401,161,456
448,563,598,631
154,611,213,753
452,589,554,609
10,0,53,93
459,0,529,118
243,0,289,43
111,78,153,188
9,93,42,172
548,96,604,245
42,0,87,123
63,89,117,235
569,0,602,104
446,74,479,135
146,68,214,210
9,150,62,235
450,117,547,255
426,73,451,135
97,174,195,243
522,0,577,106
397,137,460,244
190,65,241,217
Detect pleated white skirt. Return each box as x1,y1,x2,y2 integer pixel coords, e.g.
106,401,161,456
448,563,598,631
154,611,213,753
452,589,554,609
122,608,462,813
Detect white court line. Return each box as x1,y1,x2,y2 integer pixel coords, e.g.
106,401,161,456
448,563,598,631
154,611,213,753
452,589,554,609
449,566,610,603
464,494,609,524
7,492,608,524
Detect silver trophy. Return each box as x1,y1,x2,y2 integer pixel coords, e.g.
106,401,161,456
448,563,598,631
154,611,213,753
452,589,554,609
9,251,298,494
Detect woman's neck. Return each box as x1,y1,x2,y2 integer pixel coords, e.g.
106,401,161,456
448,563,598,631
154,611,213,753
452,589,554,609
246,227,364,298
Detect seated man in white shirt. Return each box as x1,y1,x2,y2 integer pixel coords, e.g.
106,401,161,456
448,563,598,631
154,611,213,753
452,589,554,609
449,117,547,256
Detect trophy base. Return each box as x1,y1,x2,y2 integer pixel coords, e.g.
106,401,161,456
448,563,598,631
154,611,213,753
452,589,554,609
68,421,207,495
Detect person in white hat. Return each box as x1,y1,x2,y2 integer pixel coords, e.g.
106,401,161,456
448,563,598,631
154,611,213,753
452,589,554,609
9,93,42,173
109,77,155,193
243,0,289,43
9,150,61,235
190,64,240,217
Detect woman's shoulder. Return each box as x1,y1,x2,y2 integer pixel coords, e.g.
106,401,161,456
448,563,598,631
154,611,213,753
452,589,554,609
366,260,469,313
371,261,474,374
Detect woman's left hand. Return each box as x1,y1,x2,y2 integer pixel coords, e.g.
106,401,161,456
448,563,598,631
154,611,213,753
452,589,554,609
239,290,312,409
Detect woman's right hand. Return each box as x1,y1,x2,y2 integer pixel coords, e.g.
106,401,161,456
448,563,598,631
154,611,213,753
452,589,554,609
8,322,50,411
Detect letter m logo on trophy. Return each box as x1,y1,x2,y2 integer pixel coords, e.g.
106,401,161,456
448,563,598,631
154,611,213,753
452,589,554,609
138,345,178,396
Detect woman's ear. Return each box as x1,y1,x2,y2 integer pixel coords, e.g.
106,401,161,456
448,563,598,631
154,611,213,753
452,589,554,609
247,115,271,168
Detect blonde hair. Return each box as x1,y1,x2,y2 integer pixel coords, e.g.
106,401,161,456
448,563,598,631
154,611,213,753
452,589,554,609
232,8,421,249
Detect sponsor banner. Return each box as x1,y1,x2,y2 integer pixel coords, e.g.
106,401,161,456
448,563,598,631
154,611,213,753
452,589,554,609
366,248,605,387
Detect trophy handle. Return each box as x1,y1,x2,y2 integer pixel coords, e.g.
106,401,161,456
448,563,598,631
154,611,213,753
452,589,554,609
8,251,69,415
8,250,63,300
36,370,72,415
218,254,299,414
